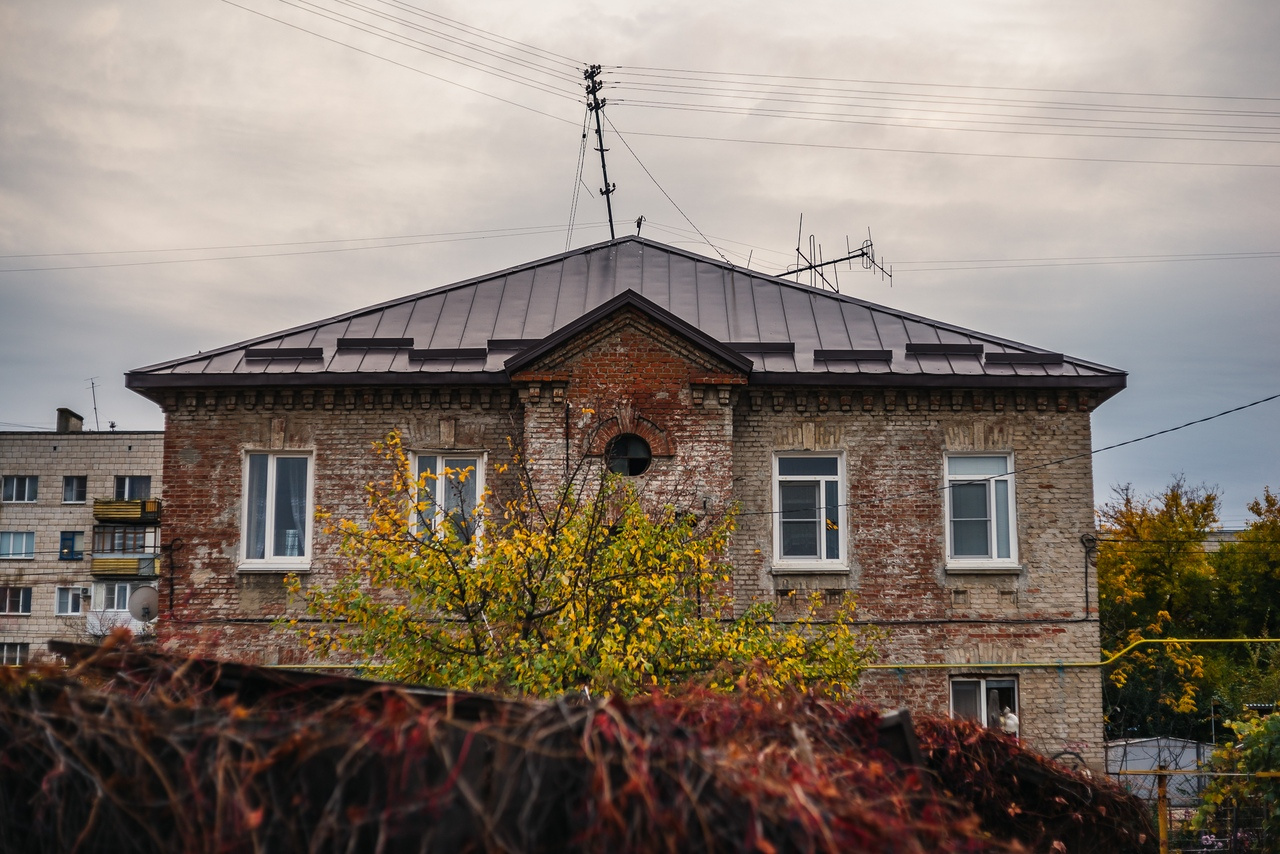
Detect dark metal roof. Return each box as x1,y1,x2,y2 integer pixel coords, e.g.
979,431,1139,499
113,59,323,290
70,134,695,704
126,236,1126,395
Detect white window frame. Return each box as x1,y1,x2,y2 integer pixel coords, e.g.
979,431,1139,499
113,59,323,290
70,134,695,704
114,475,152,500
239,452,314,572
772,453,846,571
0,531,35,560
2,475,38,503
950,676,1019,734
63,475,87,504
56,586,89,616
1,642,29,666
944,454,1019,570
94,581,132,612
412,452,486,541
0,586,33,615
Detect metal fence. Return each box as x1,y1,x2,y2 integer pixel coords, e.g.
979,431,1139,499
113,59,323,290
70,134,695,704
1110,769,1274,854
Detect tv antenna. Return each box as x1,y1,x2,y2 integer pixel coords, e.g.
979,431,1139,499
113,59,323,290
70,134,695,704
128,586,160,623
584,65,616,239
787,215,892,293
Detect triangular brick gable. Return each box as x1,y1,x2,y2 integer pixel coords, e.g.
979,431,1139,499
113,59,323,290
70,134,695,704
506,290,751,385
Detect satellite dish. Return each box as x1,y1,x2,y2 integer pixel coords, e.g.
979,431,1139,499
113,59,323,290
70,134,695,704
129,586,160,622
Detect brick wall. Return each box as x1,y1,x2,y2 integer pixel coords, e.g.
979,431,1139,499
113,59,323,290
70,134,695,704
155,387,521,663
0,431,163,659
150,342,1107,765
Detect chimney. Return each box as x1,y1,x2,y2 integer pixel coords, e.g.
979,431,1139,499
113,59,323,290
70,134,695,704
56,408,85,433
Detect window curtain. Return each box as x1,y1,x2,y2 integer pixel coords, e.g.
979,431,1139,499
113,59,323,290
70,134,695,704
274,458,308,557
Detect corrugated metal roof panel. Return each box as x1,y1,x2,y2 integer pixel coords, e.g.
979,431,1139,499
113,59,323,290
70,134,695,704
126,237,1125,395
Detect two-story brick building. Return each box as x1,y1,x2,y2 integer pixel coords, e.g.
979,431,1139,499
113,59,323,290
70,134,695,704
126,236,1125,764
0,409,163,662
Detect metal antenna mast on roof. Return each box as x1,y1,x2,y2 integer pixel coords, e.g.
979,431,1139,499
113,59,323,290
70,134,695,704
788,216,892,292
584,65,616,239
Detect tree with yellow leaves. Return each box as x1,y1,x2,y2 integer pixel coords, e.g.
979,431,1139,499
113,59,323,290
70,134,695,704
287,432,877,699
1098,478,1218,739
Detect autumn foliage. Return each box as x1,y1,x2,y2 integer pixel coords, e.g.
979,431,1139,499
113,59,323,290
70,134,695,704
288,432,877,698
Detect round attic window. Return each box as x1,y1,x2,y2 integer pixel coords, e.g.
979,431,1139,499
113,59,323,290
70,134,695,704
605,433,652,476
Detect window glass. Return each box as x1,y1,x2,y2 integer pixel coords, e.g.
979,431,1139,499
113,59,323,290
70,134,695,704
778,457,839,477
605,434,652,476
59,531,85,560
952,677,1019,734
947,456,1007,476
2,475,38,502
57,587,86,615
99,582,130,611
63,476,87,503
775,455,843,563
1,586,33,614
1,643,29,665
115,476,152,500
0,532,35,559
415,454,482,539
273,458,308,557
245,455,269,560
946,455,1016,563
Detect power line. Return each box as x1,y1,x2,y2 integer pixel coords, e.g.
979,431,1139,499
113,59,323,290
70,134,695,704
0,223,609,274
602,115,729,264
737,390,1280,519
216,0,578,125
612,128,1280,169
611,65,1280,105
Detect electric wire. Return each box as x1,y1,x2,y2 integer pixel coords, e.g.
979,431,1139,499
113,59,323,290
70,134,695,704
565,105,591,251
612,128,1280,169
280,0,581,96
0,223,610,274
216,0,577,125
736,390,1280,519
364,0,582,69
602,115,730,264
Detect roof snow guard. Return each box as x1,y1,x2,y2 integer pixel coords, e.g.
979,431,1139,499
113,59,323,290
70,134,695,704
126,236,1125,398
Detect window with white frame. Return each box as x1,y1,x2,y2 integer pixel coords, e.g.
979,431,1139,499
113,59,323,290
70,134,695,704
2,475,38,502
95,582,132,612
115,475,152,500
57,586,89,615
945,455,1017,564
1,643,29,666
242,453,312,566
413,453,484,540
0,532,35,559
0,586,33,615
63,475,87,504
774,454,844,566
951,676,1019,735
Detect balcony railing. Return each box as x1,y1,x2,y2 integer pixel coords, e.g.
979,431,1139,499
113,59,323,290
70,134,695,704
90,524,161,577
93,498,162,523
89,556,158,577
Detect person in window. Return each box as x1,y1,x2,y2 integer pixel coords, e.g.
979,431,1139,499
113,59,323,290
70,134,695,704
1000,706,1020,737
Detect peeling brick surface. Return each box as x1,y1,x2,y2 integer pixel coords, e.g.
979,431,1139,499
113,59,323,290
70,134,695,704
153,309,1108,767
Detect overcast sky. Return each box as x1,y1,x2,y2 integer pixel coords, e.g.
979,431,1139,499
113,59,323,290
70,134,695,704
2,1,1277,523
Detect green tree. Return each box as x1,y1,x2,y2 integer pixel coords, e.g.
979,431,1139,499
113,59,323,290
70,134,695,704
288,432,877,698
1194,713,1280,841
1098,479,1219,740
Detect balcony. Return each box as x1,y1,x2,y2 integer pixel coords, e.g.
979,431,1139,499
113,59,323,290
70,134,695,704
89,556,157,577
93,498,162,523
90,524,161,577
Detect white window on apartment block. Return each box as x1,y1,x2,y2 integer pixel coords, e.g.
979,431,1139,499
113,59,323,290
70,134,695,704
56,586,89,616
115,475,152,500
0,586,33,615
951,677,1019,735
945,455,1017,566
1,642,30,666
2,475,38,503
63,475,87,504
0,532,35,559
414,453,484,540
241,453,312,567
773,454,845,568
96,582,132,612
